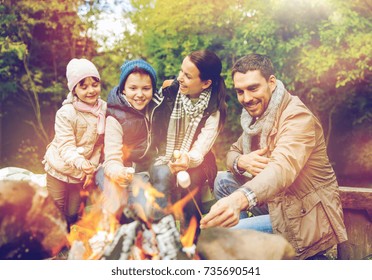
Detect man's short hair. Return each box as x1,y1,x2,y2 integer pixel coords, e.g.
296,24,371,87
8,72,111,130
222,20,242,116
231,54,275,81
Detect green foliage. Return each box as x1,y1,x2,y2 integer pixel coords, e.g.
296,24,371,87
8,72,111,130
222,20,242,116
297,2,372,89
129,0,240,82
10,139,44,173
0,0,103,170
1,0,371,175
120,0,372,171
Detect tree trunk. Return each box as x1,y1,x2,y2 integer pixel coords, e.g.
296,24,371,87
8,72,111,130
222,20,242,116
23,54,50,147
325,104,336,148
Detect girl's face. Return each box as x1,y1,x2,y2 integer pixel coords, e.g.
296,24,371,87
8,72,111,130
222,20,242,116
74,77,101,105
123,72,153,111
177,56,211,98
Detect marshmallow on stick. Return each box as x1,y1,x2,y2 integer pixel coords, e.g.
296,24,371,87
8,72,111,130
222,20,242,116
177,171,191,189
126,167,135,181
173,149,181,161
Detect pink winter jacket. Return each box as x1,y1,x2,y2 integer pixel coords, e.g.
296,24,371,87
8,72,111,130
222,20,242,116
44,98,107,183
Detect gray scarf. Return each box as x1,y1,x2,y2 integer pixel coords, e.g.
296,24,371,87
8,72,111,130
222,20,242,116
241,80,285,154
155,87,211,165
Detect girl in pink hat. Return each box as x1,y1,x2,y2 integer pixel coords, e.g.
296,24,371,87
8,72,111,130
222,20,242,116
43,58,106,230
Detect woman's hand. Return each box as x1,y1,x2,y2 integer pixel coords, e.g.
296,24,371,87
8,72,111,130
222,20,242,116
168,152,190,174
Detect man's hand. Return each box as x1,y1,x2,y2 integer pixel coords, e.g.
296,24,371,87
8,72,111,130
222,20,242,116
238,147,269,176
168,152,189,174
200,191,248,229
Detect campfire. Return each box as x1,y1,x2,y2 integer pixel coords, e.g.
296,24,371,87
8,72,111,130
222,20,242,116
0,176,295,260
67,176,199,260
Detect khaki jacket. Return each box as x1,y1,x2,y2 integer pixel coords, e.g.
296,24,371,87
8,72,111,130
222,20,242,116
44,101,107,183
227,91,347,259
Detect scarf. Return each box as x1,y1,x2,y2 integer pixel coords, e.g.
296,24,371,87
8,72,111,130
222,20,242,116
241,79,285,154
157,87,211,164
70,94,105,135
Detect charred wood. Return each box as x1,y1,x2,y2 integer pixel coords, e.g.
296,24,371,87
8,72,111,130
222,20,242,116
0,180,68,259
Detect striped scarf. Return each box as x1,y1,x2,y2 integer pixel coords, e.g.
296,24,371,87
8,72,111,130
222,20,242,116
241,80,285,154
157,88,211,165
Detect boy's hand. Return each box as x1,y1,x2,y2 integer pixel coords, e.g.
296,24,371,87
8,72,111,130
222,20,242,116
115,168,135,188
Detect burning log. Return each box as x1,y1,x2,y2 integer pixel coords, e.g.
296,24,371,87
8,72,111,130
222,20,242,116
0,180,68,259
100,220,141,260
151,215,188,260
66,172,194,260
67,203,119,260
196,227,295,260
98,214,189,260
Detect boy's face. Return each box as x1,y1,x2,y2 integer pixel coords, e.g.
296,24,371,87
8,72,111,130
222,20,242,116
74,77,101,106
123,72,153,111
233,70,276,118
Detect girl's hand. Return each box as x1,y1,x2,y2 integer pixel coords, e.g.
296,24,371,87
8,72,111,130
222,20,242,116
82,160,95,175
83,174,94,189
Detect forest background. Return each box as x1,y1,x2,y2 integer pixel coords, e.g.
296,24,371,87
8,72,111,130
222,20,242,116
0,0,371,186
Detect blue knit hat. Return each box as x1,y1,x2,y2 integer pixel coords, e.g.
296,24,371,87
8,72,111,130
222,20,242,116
118,59,157,93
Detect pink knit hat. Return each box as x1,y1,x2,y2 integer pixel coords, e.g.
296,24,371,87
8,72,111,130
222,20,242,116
66,58,100,92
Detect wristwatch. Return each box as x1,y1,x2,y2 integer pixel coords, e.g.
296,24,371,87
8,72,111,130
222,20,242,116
237,187,257,210
233,156,245,175
233,156,253,178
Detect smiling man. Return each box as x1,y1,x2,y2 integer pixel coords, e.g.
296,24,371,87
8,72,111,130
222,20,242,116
200,54,348,260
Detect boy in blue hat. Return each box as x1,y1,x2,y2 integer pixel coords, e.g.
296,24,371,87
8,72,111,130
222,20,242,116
100,59,161,213
99,59,185,259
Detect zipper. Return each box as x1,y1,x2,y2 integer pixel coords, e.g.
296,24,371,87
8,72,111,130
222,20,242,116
139,95,163,160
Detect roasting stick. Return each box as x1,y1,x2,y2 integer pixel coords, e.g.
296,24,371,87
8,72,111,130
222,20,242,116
173,150,203,217
177,171,203,217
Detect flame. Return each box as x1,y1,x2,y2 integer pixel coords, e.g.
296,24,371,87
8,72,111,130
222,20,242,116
131,202,147,223
180,216,197,248
132,230,146,260
67,189,120,259
122,146,135,164
131,179,165,225
170,187,198,220
66,172,201,260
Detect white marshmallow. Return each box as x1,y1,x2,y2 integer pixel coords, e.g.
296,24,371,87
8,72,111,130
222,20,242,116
173,150,181,160
126,167,135,174
177,171,191,188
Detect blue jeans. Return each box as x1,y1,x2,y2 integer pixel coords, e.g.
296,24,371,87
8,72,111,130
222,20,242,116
214,171,273,233
231,214,272,233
